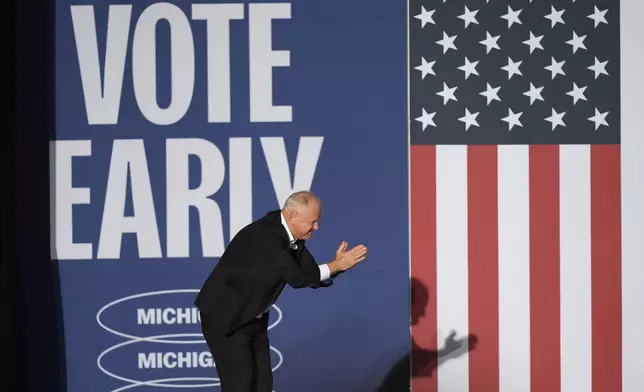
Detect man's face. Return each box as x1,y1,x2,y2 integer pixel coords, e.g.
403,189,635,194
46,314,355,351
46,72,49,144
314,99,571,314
288,201,321,240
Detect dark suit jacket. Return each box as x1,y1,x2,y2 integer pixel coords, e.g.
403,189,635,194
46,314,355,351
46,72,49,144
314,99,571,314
195,210,329,335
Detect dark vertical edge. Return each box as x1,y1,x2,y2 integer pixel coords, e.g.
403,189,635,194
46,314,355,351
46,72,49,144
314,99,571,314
12,0,67,390
3,0,21,380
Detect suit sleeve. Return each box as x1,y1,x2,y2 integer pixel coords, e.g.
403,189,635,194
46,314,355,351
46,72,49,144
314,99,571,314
299,246,334,289
257,229,321,288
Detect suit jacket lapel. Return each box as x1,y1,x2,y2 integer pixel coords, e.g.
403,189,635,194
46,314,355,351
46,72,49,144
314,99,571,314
292,240,306,262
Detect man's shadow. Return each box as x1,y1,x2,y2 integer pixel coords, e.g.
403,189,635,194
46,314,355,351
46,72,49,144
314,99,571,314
375,278,478,391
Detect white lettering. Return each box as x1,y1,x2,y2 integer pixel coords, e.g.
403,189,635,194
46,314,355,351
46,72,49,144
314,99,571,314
176,308,191,324
166,139,225,258
138,351,214,369
138,353,157,369
136,308,155,325
261,137,323,206
229,138,253,240
136,307,200,324
50,141,93,259
97,140,163,259
192,4,244,123
53,137,323,260
72,3,296,125
162,308,176,324
70,5,131,125
177,352,191,368
199,351,214,367
163,352,177,369
132,3,195,125
249,3,292,122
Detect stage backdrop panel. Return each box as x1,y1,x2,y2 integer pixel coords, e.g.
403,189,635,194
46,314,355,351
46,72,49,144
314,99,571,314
52,0,409,391
409,1,644,392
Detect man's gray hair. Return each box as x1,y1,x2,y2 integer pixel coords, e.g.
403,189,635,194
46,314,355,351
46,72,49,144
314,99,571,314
282,191,320,210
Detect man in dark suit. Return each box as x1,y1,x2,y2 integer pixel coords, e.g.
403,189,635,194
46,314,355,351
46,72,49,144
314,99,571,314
195,191,367,392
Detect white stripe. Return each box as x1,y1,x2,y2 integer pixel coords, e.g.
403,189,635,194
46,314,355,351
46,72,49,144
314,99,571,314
498,145,530,392
559,145,592,392
621,0,644,390
436,145,469,392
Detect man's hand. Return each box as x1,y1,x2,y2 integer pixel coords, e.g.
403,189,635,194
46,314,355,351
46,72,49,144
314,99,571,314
335,241,348,259
328,242,367,274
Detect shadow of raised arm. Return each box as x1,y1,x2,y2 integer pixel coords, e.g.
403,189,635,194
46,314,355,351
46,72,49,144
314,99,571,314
437,329,479,362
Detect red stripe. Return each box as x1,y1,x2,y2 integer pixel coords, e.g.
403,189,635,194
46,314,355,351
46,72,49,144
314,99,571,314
467,146,499,391
529,145,561,392
590,145,622,392
410,145,437,392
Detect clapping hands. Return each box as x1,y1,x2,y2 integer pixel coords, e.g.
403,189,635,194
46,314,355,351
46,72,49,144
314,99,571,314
331,241,368,273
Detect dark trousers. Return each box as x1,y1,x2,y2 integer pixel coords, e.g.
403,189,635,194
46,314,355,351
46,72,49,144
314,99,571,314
201,313,273,392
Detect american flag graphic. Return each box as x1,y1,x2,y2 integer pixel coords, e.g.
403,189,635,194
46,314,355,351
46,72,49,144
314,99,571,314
408,0,637,391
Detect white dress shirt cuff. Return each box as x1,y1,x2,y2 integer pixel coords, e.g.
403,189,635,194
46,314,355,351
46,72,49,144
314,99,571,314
318,264,331,281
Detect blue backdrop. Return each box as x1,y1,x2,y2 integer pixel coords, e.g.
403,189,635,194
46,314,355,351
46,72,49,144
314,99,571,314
53,1,409,391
